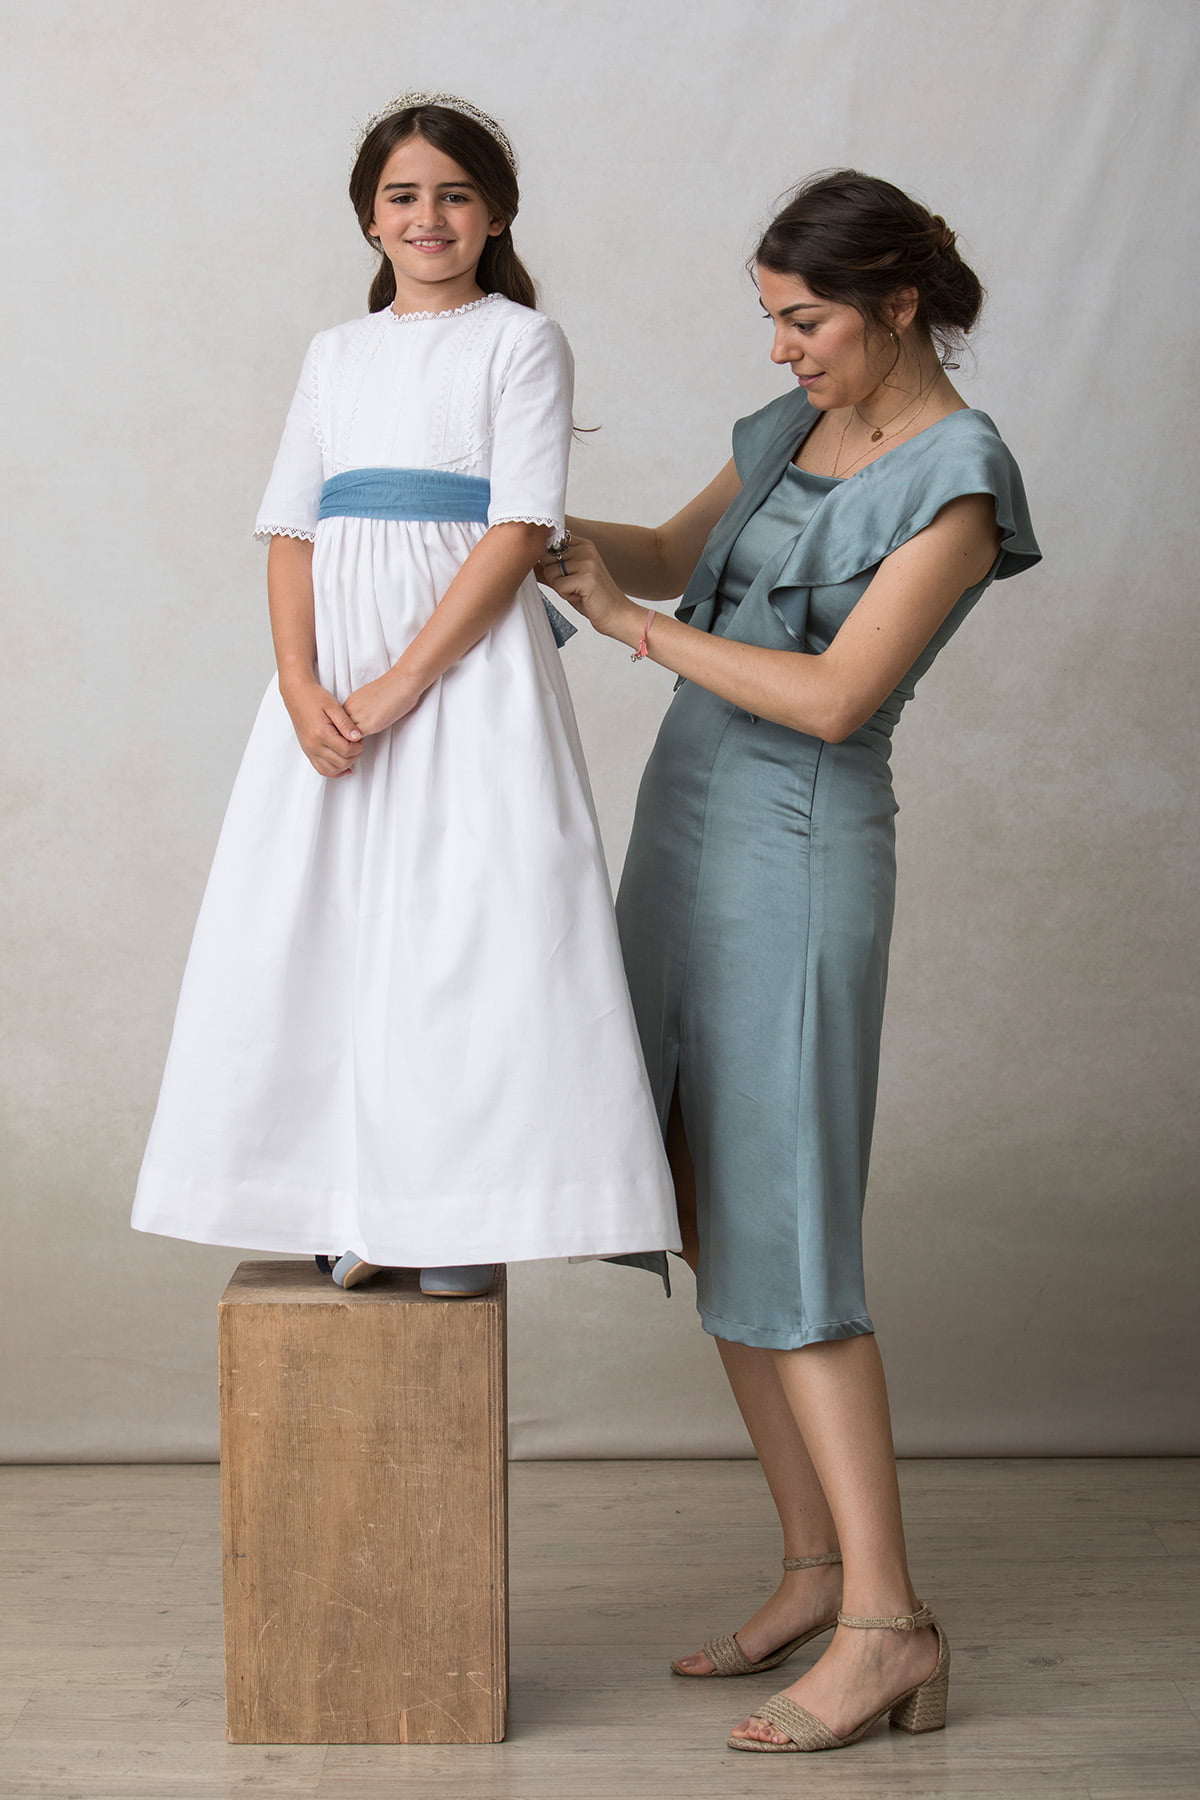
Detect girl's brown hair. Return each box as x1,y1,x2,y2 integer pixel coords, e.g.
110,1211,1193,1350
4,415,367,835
349,104,537,313
755,170,983,364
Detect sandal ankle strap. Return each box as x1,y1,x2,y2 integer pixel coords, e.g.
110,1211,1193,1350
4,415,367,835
836,1602,937,1631
782,1550,842,1571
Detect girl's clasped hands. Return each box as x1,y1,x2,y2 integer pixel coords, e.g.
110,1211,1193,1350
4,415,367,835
280,668,424,778
285,533,637,781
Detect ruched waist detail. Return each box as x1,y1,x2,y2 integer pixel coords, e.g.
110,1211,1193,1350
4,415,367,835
318,467,491,524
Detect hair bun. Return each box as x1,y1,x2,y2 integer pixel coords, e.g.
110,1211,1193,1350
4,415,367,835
930,214,957,256
754,171,984,359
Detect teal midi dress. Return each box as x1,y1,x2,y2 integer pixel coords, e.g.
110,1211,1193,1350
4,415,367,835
615,390,1040,1349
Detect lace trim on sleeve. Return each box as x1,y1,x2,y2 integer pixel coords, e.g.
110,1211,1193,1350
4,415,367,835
489,514,561,531
253,524,317,544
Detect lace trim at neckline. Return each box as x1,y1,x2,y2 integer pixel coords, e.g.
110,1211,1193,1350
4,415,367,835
386,292,501,325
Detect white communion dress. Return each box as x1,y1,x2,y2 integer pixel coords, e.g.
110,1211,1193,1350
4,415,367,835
132,291,681,1267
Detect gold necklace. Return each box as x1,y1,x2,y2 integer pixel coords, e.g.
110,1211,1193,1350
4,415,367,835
855,372,934,441
831,369,940,479
831,410,856,478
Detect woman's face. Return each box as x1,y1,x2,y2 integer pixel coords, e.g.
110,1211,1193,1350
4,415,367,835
368,135,503,293
756,266,902,410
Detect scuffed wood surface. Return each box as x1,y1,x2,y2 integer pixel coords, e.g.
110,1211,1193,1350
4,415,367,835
219,1261,507,1744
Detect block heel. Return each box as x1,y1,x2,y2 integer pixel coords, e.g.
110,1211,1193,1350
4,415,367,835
728,1603,949,1754
889,1647,949,1733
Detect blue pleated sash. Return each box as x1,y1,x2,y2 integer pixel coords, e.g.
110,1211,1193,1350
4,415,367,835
318,467,491,525
316,466,575,648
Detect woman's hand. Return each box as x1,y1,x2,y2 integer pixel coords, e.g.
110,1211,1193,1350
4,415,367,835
280,678,364,779
537,536,641,642
343,669,426,738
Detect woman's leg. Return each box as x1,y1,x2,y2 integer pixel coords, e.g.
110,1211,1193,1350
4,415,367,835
667,1092,843,1669
730,1334,939,1743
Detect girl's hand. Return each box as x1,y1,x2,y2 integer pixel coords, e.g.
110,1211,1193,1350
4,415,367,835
537,536,640,641
344,669,425,738
280,678,364,779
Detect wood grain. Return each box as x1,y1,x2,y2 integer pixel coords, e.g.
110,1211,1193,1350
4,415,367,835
218,1261,507,1744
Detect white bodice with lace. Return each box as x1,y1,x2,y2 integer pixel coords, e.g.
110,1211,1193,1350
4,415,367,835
254,291,574,541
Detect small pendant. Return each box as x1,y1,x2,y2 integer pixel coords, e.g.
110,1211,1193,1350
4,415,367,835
870,427,883,442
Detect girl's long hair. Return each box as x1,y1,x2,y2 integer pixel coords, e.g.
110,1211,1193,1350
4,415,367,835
349,104,537,312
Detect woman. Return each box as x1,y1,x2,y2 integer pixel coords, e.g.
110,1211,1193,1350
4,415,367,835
541,170,1040,1755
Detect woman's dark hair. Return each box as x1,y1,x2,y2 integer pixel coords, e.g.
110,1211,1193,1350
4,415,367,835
349,104,536,312
754,170,983,364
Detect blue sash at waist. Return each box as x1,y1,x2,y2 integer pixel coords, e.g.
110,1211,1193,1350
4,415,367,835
318,467,491,524
316,466,575,648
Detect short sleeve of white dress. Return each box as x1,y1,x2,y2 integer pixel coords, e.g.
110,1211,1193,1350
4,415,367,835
486,315,575,535
253,336,325,542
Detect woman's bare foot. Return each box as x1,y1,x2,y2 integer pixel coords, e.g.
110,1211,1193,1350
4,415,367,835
729,1619,939,1743
673,1559,843,1675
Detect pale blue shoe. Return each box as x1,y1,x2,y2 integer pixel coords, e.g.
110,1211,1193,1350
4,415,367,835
331,1252,384,1290
419,1265,495,1296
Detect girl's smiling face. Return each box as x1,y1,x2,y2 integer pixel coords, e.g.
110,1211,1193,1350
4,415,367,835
756,266,915,411
368,135,504,300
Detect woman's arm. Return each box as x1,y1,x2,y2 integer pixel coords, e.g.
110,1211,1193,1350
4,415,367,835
566,458,742,601
544,493,1001,744
268,535,364,778
343,522,548,736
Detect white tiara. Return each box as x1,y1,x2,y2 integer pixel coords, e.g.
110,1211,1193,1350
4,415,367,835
353,91,517,172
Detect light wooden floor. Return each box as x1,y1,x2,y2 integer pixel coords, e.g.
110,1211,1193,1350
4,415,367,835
0,1459,1196,1798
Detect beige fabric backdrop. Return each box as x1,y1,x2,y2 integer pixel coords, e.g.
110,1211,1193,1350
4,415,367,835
2,0,1196,1459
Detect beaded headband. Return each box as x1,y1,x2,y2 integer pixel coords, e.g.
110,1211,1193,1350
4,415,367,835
353,91,518,173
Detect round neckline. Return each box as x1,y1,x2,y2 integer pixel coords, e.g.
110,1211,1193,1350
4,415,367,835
790,404,983,483
386,291,500,326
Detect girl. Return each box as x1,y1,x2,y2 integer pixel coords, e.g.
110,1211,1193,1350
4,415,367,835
132,93,680,1295
542,171,1040,1752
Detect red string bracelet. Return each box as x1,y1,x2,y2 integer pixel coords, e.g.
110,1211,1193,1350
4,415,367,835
631,609,655,663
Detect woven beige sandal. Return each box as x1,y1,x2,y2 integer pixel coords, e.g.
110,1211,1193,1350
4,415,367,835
670,1551,842,1678
727,1602,949,1751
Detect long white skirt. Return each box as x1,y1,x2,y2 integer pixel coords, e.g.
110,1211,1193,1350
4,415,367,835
132,516,681,1265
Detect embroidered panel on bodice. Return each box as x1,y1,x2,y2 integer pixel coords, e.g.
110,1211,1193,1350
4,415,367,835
316,301,506,478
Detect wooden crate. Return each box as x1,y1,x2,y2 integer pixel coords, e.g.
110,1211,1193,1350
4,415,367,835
218,1260,507,1743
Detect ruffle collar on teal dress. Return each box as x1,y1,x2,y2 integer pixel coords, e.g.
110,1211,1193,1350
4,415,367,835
677,390,1041,641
